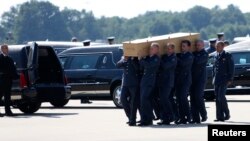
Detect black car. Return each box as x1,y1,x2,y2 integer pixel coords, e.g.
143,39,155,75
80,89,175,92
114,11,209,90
6,42,71,114
205,40,250,100
58,45,123,107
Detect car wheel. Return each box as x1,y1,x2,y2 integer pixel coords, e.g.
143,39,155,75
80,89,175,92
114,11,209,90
50,99,69,108
112,84,123,108
17,102,41,114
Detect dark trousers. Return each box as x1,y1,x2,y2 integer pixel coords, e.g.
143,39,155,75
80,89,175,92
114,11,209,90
214,84,230,120
121,86,139,123
176,83,191,121
152,86,161,119
159,86,173,122
140,86,154,123
190,83,207,121
170,88,179,121
0,79,12,113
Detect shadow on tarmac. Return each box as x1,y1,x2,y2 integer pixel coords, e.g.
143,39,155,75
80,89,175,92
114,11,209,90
5,112,78,119
223,121,250,124
145,123,208,129
40,106,119,110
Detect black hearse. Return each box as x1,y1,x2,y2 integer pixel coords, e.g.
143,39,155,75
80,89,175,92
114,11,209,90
58,45,123,107
7,42,71,114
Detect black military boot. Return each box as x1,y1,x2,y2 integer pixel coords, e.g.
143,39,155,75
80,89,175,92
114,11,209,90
0,112,4,117
157,120,170,125
5,107,14,117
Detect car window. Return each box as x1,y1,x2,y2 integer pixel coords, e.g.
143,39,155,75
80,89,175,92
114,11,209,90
59,57,67,68
232,52,250,65
67,55,100,69
39,48,49,57
98,54,115,69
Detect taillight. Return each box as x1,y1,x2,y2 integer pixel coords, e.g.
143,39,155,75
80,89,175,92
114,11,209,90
64,75,68,84
20,73,27,88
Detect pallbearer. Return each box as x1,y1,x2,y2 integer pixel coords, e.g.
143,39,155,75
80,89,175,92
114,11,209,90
116,56,140,126
213,41,234,122
138,42,160,126
175,40,194,124
190,40,208,124
157,43,177,125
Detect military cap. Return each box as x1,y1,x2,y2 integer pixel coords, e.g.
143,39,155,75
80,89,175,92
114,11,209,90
217,32,224,37
209,38,217,43
83,39,91,46
107,36,115,45
224,40,230,46
71,37,78,42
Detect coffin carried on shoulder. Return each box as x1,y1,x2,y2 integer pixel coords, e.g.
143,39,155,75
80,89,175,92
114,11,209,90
123,33,200,57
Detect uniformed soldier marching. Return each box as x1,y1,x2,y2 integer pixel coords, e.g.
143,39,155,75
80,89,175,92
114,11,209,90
138,42,160,126
116,56,140,126
206,38,217,54
0,44,18,117
175,40,194,124
190,40,208,124
213,41,234,122
157,43,177,125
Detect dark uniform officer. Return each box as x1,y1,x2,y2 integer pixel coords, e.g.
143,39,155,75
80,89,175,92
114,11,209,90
138,43,160,126
157,43,177,125
206,38,217,54
190,40,208,124
213,41,234,122
217,32,224,41
117,57,140,126
175,40,193,124
0,44,18,117
71,37,78,42
224,40,230,47
83,40,91,46
107,37,115,45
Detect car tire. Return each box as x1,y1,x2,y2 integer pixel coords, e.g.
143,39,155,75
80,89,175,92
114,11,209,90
50,99,69,108
18,102,41,114
112,84,123,108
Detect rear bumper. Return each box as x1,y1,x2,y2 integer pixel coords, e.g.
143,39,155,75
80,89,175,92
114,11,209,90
36,84,71,102
11,87,37,101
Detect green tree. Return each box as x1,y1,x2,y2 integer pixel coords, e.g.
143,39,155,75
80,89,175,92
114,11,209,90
2,2,250,43
0,26,6,42
186,6,211,30
14,0,70,43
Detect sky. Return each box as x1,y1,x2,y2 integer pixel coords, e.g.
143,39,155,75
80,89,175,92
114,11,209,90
0,0,250,18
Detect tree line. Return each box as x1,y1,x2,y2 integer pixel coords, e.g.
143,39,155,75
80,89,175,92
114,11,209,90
1,0,250,44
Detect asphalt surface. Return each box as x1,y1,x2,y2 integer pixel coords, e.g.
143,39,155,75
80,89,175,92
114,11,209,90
0,95,250,141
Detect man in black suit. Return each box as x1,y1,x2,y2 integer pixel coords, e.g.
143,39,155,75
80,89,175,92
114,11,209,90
0,44,18,117
213,41,234,122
